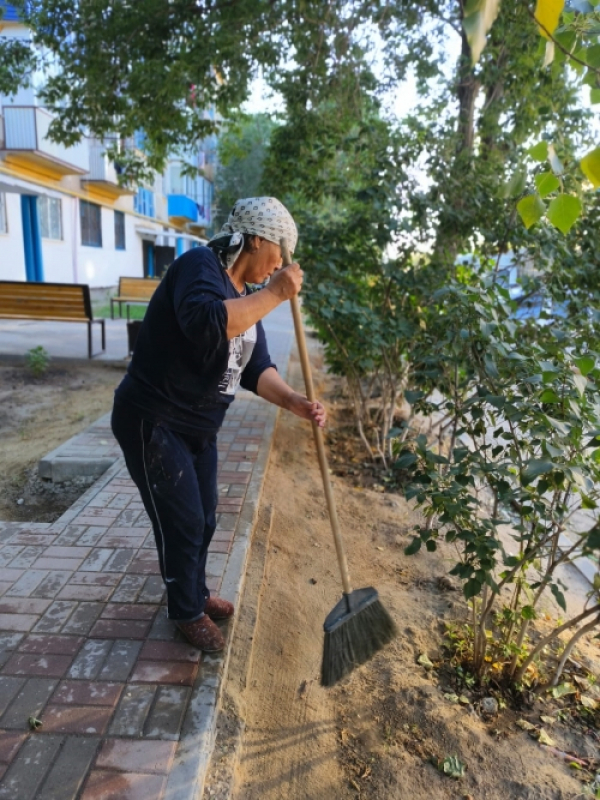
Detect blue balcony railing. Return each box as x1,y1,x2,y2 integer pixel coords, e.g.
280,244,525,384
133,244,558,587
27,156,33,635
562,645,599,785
167,194,198,223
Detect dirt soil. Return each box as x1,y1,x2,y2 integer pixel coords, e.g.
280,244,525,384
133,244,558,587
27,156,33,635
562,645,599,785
205,347,600,800
0,356,125,522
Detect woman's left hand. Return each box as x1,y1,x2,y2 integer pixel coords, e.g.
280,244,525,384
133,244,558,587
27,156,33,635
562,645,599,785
288,393,327,428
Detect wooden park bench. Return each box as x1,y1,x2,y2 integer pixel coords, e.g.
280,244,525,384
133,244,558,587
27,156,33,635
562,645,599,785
110,276,160,321
0,280,106,359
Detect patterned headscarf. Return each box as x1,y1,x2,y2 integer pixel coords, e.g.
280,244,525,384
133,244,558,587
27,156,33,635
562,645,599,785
208,197,298,269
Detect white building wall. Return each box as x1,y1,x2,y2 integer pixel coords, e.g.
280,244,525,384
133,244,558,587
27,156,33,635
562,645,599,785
0,192,26,280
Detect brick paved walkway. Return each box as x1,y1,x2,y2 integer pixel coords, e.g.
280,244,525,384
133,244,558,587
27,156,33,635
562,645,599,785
0,304,295,799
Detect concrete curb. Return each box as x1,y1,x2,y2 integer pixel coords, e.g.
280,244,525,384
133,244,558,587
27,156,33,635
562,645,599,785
165,396,285,799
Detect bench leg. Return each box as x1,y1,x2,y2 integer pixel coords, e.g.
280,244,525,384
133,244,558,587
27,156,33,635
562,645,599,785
110,299,115,320
100,319,106,351
87,321,92,359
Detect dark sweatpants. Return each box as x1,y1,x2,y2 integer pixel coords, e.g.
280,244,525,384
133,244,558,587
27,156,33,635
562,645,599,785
111,401,218,622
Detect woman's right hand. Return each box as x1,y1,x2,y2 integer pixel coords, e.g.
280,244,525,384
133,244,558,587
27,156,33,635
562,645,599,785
266,262,303,301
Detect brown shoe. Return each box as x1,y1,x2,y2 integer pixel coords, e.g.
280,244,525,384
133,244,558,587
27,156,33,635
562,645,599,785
204,596,234,620
176,615,225,652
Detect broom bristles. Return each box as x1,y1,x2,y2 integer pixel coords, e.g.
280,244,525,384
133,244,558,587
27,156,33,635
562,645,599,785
321,597,396,687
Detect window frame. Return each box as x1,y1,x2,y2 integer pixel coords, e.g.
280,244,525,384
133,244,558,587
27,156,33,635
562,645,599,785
114,210,126,250
38,195,63,240
80,200,103,248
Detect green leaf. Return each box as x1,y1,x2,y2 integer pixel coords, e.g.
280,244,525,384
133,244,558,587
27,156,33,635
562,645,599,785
540,389,560,403
463,577,482,600
580,147,600,188
404,537,422,556
521,605,536,620
440,755,466,779
517,194,545,229
505,169,527,197
521,459,555,485
426,539,438,552
574,355,595,376
591,87,600,105
572,372,587,397
550,583,567,612
586,526,600,549
528,141,549,161
404,390,424,404
551,682,576,699
534,171,560,198
546,194,582,234
395,452,418,469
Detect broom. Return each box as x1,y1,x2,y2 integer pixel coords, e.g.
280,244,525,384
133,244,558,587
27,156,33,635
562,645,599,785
280,240,397,686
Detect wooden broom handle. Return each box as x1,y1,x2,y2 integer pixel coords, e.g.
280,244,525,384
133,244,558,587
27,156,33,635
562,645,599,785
281,242,352,595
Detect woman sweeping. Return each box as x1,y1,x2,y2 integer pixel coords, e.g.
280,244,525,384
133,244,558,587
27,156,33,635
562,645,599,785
111,197,326,652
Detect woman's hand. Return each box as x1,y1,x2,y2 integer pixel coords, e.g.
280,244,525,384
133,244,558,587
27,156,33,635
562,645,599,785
286,392,327,428
266,262,303,301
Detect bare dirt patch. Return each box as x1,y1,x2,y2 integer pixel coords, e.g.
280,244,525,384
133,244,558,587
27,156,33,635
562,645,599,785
0,357,125,522
205,346,600,800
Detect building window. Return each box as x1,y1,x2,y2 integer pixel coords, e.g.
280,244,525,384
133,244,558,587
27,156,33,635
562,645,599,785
80,200,102,247
134,188,155,218
0,193,7,234
38,195,62,240
114,210,126,250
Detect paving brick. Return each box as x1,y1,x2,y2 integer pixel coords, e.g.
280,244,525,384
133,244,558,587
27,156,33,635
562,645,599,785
40,704,113,734
62,602,103,635
33,558,83,571
144,685,190,740
127,559,161,575
104,548,135,572
5,570,48,597
97,738,176,774
8,533,56,546
3,653,73,678
89,619,150,639
0,633,24,652
130,660,198,686
78,548,114,572
0,733,63,800
0,614,38,632
0,551,23,569
18,634,84,655
0,677,26,717
69,572,121,586
1,678,57,729
97,534,145,549
108,526,149,538
108,684,155,736
147,610,178,641
52,680,123,707
58,584,113,602
67,639,112,680
138,576,165,605
8,546,45,568
100,603,157,621
0,598,51,615
51,525,88,546
208,540,231,554
38,736,98,800
139,640,200,663
0,731,26,763
0,568,24,584
31,570,73,598
81,770,166,800
110,574,145,603
76,528,109,547
33,600,77,633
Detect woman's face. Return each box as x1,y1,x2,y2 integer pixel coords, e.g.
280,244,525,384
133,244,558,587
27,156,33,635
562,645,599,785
243,237,283,284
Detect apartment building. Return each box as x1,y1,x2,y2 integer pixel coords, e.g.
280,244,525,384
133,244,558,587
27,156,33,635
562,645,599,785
0,3,215,288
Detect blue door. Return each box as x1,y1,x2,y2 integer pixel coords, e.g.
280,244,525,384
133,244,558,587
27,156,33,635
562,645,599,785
21,195,44,282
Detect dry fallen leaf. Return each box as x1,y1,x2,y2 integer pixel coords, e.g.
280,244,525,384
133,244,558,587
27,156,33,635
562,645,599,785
516,719,536,732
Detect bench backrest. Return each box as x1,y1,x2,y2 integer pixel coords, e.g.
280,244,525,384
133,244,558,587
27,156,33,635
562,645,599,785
118,277,160,300
0,281,92,321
